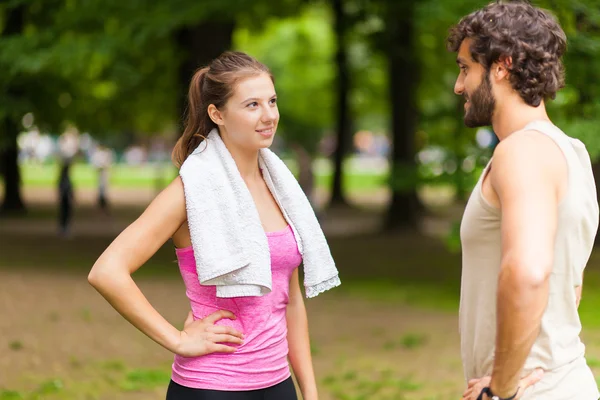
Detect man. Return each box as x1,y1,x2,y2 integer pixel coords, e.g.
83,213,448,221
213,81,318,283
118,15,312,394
447,1,600,399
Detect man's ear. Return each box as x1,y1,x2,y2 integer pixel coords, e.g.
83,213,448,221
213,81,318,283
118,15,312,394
493,55,512,81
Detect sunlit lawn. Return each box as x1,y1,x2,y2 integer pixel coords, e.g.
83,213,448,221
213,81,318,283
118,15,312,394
20,160,388,192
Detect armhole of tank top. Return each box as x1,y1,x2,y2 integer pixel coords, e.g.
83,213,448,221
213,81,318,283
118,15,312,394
476,159,501,215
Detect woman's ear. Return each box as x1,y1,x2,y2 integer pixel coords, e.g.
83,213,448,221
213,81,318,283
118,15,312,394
207,104,224,126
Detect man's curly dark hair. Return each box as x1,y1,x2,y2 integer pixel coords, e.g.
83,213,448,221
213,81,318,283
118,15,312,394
447,0,567,107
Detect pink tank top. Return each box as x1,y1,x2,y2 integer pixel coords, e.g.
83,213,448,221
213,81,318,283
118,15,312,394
171,225,302,390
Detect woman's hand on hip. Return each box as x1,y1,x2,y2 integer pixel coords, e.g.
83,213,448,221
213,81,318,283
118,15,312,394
175,310,244,357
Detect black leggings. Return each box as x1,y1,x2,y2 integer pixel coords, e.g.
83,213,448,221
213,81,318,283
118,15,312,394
166,378,298,400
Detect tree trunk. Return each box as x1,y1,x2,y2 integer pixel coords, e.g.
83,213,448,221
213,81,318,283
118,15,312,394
384,1,422,230
329,0,351,207
1,119,25,213
1,5,26,214
175,22,235,136
291,143,316,209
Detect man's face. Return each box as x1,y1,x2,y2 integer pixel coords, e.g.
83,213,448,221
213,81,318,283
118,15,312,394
454,39,496,128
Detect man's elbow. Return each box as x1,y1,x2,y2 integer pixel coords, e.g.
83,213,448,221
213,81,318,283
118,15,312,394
502,255,552,290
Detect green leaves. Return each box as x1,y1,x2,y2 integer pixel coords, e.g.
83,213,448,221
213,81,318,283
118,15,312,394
1,0,309,144
235,4,335,153
4,0,600,161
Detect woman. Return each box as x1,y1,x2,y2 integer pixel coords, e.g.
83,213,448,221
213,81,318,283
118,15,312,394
88,51,340,400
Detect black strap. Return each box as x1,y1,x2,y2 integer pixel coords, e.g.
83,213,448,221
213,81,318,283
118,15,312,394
477,387,492,400
477,386,519,400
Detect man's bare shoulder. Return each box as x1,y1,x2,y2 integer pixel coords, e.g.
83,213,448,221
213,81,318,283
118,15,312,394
490,129,568,203
493,129,565,174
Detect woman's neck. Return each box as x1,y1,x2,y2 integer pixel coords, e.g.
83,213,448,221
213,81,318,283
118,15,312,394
220,131,261,181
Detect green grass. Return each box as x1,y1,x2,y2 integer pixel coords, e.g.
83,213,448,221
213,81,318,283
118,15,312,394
322,368,422,400
0,363,171,400
0,391,24,400
119,369,171,391
315,170,387,192
588,357,600,368
338,280,459,312
0,379,64,400
8,341,24,351
19,161,387,192
400,333,429,350
21,162,178,189
576,257,600,328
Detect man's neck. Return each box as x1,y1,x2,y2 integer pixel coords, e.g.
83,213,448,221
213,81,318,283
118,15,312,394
491,99,551,141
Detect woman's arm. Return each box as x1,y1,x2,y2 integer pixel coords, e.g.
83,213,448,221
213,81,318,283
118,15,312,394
88,177,243,356
286,269,318,400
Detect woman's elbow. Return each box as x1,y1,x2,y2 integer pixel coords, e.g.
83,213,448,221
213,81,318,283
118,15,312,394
88,259,124,289
87,263,105,288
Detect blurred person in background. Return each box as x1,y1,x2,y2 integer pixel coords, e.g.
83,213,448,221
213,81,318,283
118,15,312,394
448,1,599,399
88,51,340,400
91,145,113,214
57,160,74,237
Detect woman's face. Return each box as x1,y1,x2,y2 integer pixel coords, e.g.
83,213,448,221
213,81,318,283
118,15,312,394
212,72,279,152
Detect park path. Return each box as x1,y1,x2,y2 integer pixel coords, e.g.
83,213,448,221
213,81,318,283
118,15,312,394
0,267,465,400
0,187,471,399
6,187,597,399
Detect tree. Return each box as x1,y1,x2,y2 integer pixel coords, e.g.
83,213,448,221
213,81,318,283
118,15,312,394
0,0,181,213
0,0,305,213
0,3,26,213
329,0,352,206
343,0,423,229
176,21,235,139
541,0,600,243
235,4,335,203
382,0,422,230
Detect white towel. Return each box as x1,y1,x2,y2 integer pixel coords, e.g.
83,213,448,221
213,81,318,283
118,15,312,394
179,129,340,298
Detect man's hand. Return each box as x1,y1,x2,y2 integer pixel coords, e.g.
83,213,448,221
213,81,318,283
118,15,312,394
461,369,543,400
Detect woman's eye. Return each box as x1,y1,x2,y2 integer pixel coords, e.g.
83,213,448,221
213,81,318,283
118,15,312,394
247,102,258,108
270,98,277,105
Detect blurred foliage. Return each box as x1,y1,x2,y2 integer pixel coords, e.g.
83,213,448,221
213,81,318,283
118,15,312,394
543,0,600,160
0,0,304,141
3,0,600,190
0,0,176,136
408,0,600,202
235,4,335,154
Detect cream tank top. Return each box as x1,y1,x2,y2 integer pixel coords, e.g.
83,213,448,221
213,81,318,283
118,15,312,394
459,120,599,399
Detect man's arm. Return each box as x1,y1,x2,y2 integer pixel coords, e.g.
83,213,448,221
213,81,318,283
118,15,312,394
488,131,566,398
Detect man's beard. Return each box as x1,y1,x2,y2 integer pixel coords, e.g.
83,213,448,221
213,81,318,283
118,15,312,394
464,72,495,128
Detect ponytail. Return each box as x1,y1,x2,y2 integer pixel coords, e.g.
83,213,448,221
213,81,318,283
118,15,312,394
171,67,215,168
172,52,273,168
